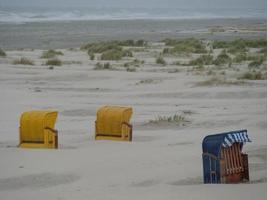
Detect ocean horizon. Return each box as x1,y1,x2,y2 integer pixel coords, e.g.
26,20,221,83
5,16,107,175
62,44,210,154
1,4,267,23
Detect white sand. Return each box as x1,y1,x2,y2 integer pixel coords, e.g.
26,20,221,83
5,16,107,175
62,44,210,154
0,48,267,199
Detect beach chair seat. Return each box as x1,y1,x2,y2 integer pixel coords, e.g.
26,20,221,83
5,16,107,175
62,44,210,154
19,110,58,149
95,106,133,141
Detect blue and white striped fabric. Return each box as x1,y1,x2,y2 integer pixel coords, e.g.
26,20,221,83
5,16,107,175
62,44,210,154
222,130,251,148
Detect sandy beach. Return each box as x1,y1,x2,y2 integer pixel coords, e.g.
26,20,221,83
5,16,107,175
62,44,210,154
1,18,267,200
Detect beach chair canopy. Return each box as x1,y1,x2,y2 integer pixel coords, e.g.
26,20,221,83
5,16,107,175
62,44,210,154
202,130,251,157
19,110,58,148
95,106,133,141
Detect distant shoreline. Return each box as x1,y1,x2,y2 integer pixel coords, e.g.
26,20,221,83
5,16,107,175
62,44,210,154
1,18,267,50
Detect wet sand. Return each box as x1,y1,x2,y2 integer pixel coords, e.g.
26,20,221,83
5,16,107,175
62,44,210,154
1,18,267,49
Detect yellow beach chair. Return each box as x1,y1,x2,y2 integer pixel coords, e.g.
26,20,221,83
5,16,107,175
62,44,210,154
95,106,133,141
19,110,58,149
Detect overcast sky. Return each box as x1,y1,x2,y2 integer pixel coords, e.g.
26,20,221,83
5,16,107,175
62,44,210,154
0,0,267,8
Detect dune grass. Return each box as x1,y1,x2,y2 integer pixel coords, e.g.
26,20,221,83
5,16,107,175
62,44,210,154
162,38,207,54
188,54,213,66
156,56,167,65
13,57,34,65
41,49,63,59
149,114,190,126
0,48,6,57
213,50,232,66
124,59,143,68
45,58,62,66
213,38,267,49
233,53,247,63
196,77,245,86
101,49,132,60
81,40,147,51
239,71,266,80
248,58,264,69
82,41,134,61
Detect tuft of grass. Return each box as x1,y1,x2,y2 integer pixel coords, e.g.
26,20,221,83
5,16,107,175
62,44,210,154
156,56,167,65
0,48,6,57
239,71,266,80
45,58,62,66
149,114,190,126
81,40,146,53
162,38,207,54
213,38,267,49
41,49,63,59
196,77,245,86
188,54,213,66
124,59,143,68
94,62,112,70
126,66,137,72
89,53,95,60
13,57,34,65
136,79,155,85
248,57,264,69
233,53,247,63
258,48,267,54
213,50,232,66
101,49,124,60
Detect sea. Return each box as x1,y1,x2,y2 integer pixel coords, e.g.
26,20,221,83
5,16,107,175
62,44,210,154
0,3,267,24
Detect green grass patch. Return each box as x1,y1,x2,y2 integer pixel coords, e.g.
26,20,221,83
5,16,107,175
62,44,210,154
248,57,264,69
149,114,190,126
239,71,266,80
189,54,213,66
0,48,6,57
213,38,267,50
13,57,34,65
101,49,132,60
45,58,62,66
196,77,245,86
233,53,247,63
156,56,167,65
213,50,232,66
41,49,63,59
162,38,207,54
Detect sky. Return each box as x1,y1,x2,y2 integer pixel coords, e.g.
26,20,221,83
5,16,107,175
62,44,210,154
0,0,267,9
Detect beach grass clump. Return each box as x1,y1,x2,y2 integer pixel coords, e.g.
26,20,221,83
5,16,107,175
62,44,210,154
258,48,267,54
45,58,62,66
41,49,63,59
126,66,137,72
94,62,112,70
189,54,213,66
239,71,266,80
0,48,6,57
213,50,232,66
213,39,267,50
196,77,245,86
156,56,167,65
163,38,207,54
82,41,133,60
248,57,264,69
101,49,122,60
149,114,190,126
124,59,143,68
13,57,34,65
233,53,247,63
81,40,146,52
117,39,147,47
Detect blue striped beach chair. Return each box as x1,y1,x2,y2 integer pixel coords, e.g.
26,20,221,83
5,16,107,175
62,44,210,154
202,130,251,183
